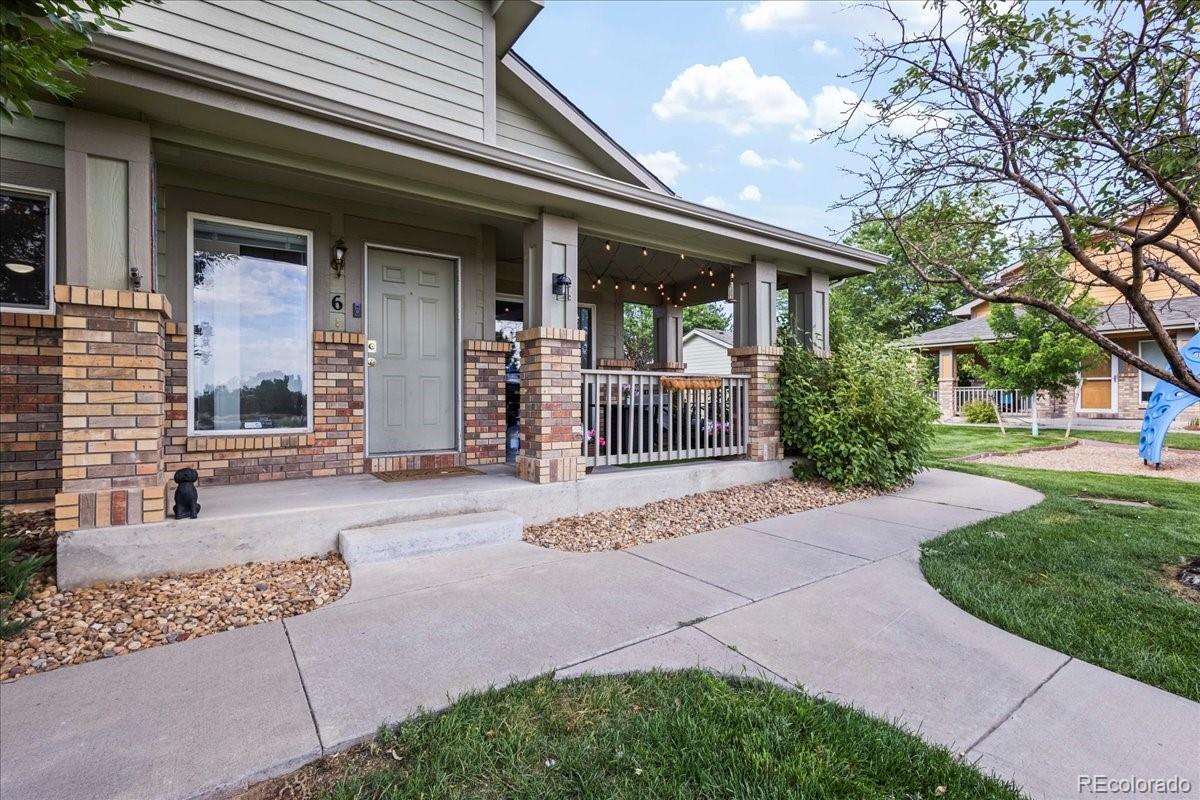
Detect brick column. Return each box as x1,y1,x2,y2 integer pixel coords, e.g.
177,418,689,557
597,358,636,370
464,339,509,466
53,286,171,531
729,345,783,462
516,327,585,483
649,362,687,373
1,312,62,504
936,347,956,419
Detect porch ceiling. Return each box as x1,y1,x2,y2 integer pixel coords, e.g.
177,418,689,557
77,61,885,278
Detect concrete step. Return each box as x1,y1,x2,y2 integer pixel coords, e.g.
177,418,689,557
338,511,523,566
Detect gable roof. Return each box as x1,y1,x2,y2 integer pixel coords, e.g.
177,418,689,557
499,53,674,193
684,328,733,348
897,296,1200,349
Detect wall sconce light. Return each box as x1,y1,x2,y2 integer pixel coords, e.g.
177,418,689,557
552,272,573,301
331,239,348,279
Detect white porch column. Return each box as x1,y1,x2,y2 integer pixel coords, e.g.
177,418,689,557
787,270,830,356
522,212,578,329
651,302,685,371
732,257,777,348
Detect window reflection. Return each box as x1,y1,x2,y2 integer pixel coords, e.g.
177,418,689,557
190,217,311,432
0,188,52,310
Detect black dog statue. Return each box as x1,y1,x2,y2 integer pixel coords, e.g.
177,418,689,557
172,467,201,520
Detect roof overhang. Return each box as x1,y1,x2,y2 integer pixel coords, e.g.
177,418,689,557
76,47,885,277
499,52,674,194
492,0,543,57
683,329,733,348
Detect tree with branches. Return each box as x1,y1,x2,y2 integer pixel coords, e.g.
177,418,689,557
834,0,1199,397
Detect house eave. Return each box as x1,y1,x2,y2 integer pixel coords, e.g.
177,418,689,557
79,44,884,276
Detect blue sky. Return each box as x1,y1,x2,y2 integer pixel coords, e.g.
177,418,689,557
516,1,943,239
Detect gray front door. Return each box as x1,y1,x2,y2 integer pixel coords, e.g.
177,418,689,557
366,247,456,454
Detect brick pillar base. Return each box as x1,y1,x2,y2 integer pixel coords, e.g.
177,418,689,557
597,358,636,370
53,285,171,532
464,339,509,466
937,379,955,419
729,346,783,462
649,362,687,373
516,327,585,483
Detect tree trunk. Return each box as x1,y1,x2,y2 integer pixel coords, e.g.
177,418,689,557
1064,383,1080,439
991,399,1006,434
1031,397,1039,437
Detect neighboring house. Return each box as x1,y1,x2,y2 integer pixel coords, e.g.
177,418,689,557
899,209,1199,423
0,0,884,534
682,328,733,374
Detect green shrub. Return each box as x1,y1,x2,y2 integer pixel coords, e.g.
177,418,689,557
0,514,51,639
960,399,999,424
778,340,938,489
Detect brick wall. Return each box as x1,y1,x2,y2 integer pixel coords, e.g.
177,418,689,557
463,339,508,466
516,326,586,483
163,328,365,485
0,313,62,504
53,286,170,531
729,346,783,462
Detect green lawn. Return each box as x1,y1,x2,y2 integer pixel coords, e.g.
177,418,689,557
927,425,1065,459
1070,427,1200,451
922,428,1200,701
256,671,1022,800
928,423,1200,460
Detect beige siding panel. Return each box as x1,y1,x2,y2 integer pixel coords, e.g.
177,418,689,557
85,155,130,290
0,139,63,168
114,0,484,140
495,90,600,172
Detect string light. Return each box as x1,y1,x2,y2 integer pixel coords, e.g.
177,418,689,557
604,240,611,252
680,253,685,260
642,247,648,257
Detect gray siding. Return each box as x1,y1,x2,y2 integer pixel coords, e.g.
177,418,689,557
683,337,732,375
0,105,64,168
113,0,488,140
496,89,600,172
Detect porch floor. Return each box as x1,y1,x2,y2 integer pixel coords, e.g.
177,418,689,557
56,458,794,589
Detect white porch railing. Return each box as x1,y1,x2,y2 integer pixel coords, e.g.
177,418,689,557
581,370,750,467
953,386,1033,415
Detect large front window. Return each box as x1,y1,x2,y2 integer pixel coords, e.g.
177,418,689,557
0,185,54,311
188,215,312,433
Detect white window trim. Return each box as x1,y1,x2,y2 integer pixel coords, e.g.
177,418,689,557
185,212,314,437
1076,353,1118,414
0,183,56,315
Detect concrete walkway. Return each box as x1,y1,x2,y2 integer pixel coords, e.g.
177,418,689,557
2,469,1196,800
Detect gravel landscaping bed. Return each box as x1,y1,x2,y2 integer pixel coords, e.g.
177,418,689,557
1,510,349,683
975,440,1200,482
525,478,877,552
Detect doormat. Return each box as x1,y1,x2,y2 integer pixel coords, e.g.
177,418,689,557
372,466,484,482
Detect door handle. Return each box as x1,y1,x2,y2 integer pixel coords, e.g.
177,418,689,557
367,357,377,368
366,339,378,353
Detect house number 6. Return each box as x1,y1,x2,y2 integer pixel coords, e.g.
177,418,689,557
331,294,344,311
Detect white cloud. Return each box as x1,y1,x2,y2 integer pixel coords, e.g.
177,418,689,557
738,149,803,170
738,1,967,38
634,150,687,185
811,39,838,56
700,196,731,211
788,84,948,141
652,57,809,135
738,184,763,202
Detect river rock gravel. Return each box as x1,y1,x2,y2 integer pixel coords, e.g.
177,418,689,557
1,510,349,683
525,477,877,552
